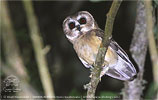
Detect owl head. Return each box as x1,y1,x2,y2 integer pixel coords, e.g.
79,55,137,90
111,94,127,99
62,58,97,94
63,11,98,43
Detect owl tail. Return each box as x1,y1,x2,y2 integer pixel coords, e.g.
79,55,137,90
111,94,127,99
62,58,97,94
103,39,137,81
103,62,137,81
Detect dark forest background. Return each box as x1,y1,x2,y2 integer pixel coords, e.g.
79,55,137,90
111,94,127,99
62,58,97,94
1,1,155,99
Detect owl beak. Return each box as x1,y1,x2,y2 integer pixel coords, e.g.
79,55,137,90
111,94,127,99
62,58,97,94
76,25,81,31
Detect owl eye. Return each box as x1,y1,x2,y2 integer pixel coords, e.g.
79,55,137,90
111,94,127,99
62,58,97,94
79,17,87,24
68,22,75,30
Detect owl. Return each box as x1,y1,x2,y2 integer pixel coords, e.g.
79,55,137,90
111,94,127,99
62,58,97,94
63,11,137,81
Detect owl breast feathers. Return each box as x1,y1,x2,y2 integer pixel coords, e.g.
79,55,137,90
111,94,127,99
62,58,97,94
63,11,137,81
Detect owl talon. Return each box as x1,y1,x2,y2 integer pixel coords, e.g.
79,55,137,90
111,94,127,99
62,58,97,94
102,61,109,67
99,77,102,81
99,66,109,79
89,74,92,78
90,73,102,81
104,66,109,73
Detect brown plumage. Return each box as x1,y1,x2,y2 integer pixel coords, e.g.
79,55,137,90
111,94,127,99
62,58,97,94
63,11,137,81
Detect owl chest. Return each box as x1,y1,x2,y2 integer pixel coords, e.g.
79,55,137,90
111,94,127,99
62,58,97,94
74,36,101,65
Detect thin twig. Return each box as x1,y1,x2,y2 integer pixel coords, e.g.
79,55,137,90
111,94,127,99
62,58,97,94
86,1,122,100
22,0,55,99
144,0,158,99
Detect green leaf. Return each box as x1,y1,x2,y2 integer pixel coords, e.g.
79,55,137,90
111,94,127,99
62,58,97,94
69,89,81,96
145,82,158,99
154,0,158,6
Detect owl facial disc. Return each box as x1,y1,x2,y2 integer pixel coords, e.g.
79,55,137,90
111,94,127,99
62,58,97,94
63,11,97,43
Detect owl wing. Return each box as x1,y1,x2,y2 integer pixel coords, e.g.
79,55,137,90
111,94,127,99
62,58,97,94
94,29,133,69
94,29,137,81
79,29,137,81
93,28,104,40
79,57,93,68
105,39,137,81
109,39,137,73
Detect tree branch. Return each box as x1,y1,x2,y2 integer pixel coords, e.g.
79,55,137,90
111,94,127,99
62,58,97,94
1,1,39,98
86,1,122,100
1,1,28,80
122,1,148,100
22,0,55,99
144,0,158,99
